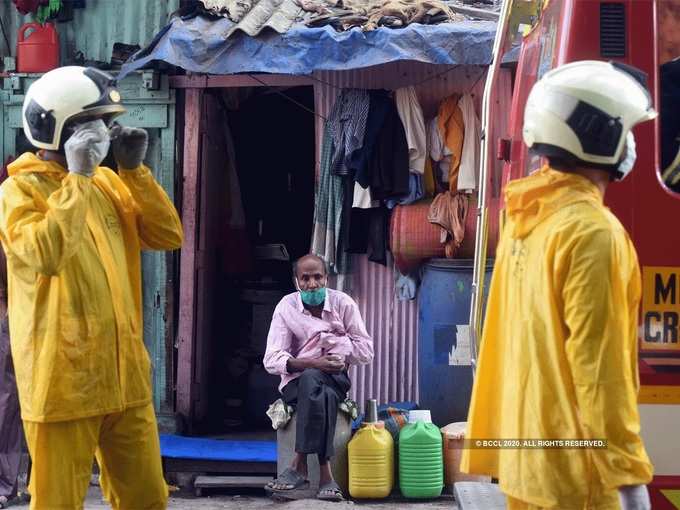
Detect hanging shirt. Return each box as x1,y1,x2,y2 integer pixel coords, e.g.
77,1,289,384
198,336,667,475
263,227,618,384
0,153,183,422
457,94,480,191
460,167,653,508
351,90,391,189
263,289,374,391
369,98,410,201
327,89,370,177
395,86,427,175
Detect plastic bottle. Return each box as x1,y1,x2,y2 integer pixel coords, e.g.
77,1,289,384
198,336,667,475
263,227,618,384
348,399,394,498
398,410,444,498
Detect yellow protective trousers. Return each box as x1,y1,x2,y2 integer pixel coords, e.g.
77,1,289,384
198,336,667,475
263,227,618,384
23,403,168,510
505,491,621,509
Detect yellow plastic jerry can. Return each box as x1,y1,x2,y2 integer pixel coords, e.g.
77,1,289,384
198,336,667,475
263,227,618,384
348,420,394,499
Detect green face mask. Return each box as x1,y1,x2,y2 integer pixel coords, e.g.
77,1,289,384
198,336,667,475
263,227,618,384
300,287,326,307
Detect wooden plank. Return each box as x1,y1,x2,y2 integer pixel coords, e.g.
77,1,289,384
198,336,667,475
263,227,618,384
194,476,273,489
169,74,314,89
176,88,204,426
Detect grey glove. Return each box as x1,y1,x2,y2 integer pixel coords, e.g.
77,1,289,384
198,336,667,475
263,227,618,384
64,119,110,177
619,485,651,510
110,125,148,170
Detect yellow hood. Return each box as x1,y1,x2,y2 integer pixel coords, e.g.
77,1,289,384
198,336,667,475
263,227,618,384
7,152,68,177
504,165,603,239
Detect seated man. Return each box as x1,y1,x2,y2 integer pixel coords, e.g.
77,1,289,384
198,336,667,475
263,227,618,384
264,254,373,501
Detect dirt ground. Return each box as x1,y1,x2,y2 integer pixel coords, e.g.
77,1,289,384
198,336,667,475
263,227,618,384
7,486,460,509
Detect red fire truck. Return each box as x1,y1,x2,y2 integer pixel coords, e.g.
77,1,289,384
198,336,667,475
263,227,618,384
470,0,680,506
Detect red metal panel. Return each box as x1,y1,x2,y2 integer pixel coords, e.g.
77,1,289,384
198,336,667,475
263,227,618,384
176,88,204,425
502,0,565,187
503,0,679,382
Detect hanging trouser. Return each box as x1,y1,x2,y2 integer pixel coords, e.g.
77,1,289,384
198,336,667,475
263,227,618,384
281,368,351,460
505,491,622,510
23,403,168,510
0,317,21,502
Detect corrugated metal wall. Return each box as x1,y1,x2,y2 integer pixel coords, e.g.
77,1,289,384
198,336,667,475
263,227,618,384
0,0,178,64
312,63,513,406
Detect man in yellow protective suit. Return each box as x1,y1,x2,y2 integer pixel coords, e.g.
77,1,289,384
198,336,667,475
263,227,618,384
461,61,657,510
0,66,183,509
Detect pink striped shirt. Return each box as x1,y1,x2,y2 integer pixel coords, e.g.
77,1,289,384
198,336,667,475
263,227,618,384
263,289,374,391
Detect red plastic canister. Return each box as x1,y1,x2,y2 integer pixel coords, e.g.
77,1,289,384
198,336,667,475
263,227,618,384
16,23,60,73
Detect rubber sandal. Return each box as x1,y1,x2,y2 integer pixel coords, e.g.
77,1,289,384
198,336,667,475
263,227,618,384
317,480,344,502
264,468,310,493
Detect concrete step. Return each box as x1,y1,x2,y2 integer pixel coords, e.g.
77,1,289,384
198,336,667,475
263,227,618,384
455,482,506,510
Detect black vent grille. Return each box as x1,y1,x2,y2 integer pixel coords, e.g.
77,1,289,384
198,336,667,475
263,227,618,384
600,3,626,57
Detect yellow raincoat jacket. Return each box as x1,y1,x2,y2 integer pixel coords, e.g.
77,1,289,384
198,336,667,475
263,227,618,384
461,166,652,509
0,153,183,422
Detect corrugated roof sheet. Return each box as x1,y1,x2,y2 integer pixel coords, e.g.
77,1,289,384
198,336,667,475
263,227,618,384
0,0,178,65
198,0,475,37
202,0,302,37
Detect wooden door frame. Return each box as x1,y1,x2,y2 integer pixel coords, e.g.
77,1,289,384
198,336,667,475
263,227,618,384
174,74,314,430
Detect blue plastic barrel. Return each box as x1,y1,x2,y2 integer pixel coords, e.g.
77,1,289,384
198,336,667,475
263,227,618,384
418,259,493,426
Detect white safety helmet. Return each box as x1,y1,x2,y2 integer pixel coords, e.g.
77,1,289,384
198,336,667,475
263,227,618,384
523,60,657,180
22,66,126,151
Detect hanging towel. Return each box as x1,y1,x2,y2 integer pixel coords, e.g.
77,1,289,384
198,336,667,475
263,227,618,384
437,96,465,191
457,94,480,192
312,124,352,276
395,86,427,175
327,89,370,177
428,191,469,258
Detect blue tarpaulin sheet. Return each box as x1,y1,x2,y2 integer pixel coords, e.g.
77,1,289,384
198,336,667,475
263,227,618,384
122,15,496,77
160,434,277,463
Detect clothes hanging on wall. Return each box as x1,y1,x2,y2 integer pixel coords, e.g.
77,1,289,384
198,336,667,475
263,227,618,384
395,271,419,301
429,116,452,185
346,207,390,266
427,191,469,258
312,124,352,276
351,90,391,188
352,183,379,209
395,86,427,175
385,173,424,209
327,89,370,177
351,90,392,210
457,93,480,192
436,96,465,191
423,154,437,197
369,97,410,200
